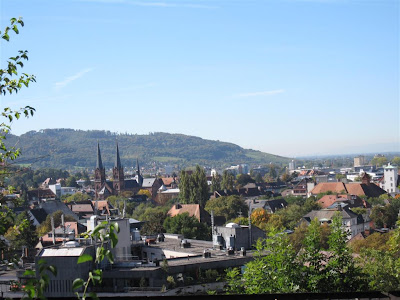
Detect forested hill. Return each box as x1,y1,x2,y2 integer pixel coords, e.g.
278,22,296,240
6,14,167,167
5,129,290,170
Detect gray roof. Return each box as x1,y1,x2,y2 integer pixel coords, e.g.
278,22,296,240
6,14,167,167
142,178,156,188
303,207,357,223
30,208,48,224
40,201,78,221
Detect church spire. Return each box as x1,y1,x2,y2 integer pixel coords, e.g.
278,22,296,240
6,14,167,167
136,158,140,175
96,142,103,169
115,142,122,169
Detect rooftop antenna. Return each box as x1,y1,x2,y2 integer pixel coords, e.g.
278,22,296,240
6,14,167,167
51,216,55,245
61,214,65,245
123,199,126,219
94,199,98,215
211,210,215,235
248,207,252,249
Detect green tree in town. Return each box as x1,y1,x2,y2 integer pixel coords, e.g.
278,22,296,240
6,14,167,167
210,173,221,192
65,175,79,187
178,166,209,207
36,210,76,237
62,192,91,203
134,204,170,235
221,170,235,191
5,211,37,250
163,213,210,240
370,156,388,167
254,172,264,183
349,232,391,253
236,174,255,187
205,195,248,222
392,156,400,166
370,204,398,228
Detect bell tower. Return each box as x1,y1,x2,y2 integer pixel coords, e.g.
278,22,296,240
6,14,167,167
94,142,106,197
113,142,125,193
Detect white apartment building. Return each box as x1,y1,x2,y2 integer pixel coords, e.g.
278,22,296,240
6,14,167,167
380,164,399,196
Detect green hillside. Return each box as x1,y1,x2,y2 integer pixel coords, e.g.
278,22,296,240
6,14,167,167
5,129,290,170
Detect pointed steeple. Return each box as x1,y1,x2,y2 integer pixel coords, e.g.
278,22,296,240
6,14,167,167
136,158,143,187
136,158,140,175
115,142,122,169
96,142,103,169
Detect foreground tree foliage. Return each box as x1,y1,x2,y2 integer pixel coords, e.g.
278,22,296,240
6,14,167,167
0,17,35,196
226,215,367,294
358,220,400,292
226,229,300,294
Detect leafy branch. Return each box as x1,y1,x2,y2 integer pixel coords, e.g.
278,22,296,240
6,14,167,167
0,17,36,96
73,221,120,300
22,259,57,300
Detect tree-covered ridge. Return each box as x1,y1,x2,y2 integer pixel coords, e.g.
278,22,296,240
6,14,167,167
5,129,290,169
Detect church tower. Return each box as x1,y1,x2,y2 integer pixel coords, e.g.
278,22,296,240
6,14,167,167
136,158,143,187
94,142,106,196
113,142,125,193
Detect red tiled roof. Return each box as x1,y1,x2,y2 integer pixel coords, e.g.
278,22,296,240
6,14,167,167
311,182,347,195
167,204,210,224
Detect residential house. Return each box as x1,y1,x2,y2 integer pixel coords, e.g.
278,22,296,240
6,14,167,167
317,194,371,209
310,173,386,198
156,186,180,205
29,200,78,226
167,204,211,225
302,206,370,239
246,198,288,214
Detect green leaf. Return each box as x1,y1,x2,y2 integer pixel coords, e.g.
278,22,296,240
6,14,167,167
89,292,99,300
105,250,114,264
77,254,93,264
12,25,19,34
2,33,9,41
92,223,106,236
110,232,118,248
48,265,57,276
23,269,35,276
113,222,120,233
72,278,84,290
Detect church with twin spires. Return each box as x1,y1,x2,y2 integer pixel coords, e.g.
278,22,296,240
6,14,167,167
94,143,162,200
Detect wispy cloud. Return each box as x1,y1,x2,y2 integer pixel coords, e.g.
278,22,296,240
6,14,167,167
76,0,218,9
55,68,93,90
234,89,285,98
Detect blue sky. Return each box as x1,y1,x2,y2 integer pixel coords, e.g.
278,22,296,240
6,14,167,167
0,0,398,157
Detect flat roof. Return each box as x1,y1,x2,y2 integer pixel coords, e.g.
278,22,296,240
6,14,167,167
39,247,85,257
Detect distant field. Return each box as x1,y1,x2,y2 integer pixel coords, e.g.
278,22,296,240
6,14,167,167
152,156,183,162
